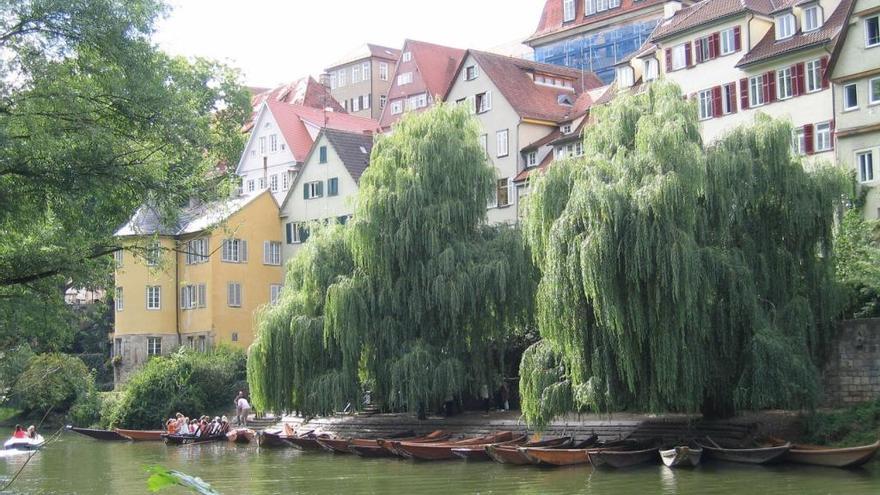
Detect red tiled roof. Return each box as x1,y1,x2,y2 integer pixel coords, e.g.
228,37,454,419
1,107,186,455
528,0,670,44
522,128,563,152
652,0,800,41
265,100,378,163
735,0,852,67
514,151,555,182
251,77,344,113
457,50,604,123
326,43,401,70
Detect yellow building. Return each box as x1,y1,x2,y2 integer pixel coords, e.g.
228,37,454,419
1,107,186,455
112,190,283,382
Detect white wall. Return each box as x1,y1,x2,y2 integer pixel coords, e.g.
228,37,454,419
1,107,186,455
238,106,298,204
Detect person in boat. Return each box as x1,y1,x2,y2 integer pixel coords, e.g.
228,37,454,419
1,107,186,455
220,416,230,434
166,418,178,434
26,425,36,439
283,423,295,437
12,425,26,439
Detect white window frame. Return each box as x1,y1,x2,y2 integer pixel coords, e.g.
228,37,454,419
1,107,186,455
479,134,488,155
263,241,282,265
115,287,123,311
246,179,255,193
857,150,875,183
496,129,509,158
113,249,123,268
496,177,512,207
749,75,766,107
775,13,795,40
337,69,346,87
722,83,735,114
258,177,266,190
352,64,361,84
465,65,479,81
227,282,242,308
644,58,658,81
147,337,161,357
270,284,283,305
476,91,492,113
671,44,687,71
379,62,388,81
776,67,793,100
402,51,412,62
390,100,403,115
561,124,572,134
527,152,537,167
865,15,879,48
186,238,209,265
282,172,290,191
146,285,161,310
869,77,880,105
698,89,714,120
618,67,634,87
221,239,247,263
270,174,278,192
803,5,822,32
305,181,323,199
563,0,575,22
259,136,266,155
397,72,413,85
792,127,807,155
805,59,822,93
719,28,736,55
843,83,859,110
270,134,278,153
815,121,832,152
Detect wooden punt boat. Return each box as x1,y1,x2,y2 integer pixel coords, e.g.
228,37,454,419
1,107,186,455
452,435,527,461
485,436,573,464
67,426,131,441
357,431,452,458
589,447,659,468
696,438,790,465
114,429,165,441
783,440,880,468
226,428,256,444
162,433,226,445
660,445,703,467
287,432,334,451
520,447,590,466
256,428,314,448
316,430,416,454
395,431,515,461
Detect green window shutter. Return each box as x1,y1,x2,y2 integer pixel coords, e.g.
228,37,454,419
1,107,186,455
303,184,309,199
316,181,324,197
285,223,293,244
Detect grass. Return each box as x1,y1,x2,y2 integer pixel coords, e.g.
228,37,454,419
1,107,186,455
803,399,880,447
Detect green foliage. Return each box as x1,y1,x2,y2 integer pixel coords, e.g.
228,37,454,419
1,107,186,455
0,0,250,345
804,399,880,447
12,353,96,418
520,82,846,426
249,104,536,416
0,344,35,404
105,347,246,429
146,465,220,495
834,209,880,319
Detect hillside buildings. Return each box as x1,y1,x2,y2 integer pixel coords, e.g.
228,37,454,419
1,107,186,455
326,44,401,119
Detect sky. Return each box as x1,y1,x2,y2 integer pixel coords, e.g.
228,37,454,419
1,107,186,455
154,0,547,88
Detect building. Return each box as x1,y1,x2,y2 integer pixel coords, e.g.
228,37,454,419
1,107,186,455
112,191,282,382
619,0,852,164
525,0,695,83
378,39,466,130
280,129,373,260
250,77,344,115
236,99,378,204
325,44,401,119
828,0,880,218
445,50,605,223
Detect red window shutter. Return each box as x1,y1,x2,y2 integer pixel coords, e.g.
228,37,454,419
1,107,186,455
712,33,721,59
728,84,738,113
740,78,750,109
766,71,777,103
685,41,693,67
821,57,830,88
665,48,673,72
804,124,815,155
734,26,742,51
695,39,704,63
829,120,835,150
795,63,805,96
712,86,723,117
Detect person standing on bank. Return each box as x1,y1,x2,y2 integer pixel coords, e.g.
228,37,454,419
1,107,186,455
236,395,251,426
480,383,490,413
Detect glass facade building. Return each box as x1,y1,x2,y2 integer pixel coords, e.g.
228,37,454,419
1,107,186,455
533,19,660,83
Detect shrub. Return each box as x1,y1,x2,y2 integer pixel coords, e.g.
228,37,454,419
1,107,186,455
105,347,246,429
12,353,96,417
0,344,35,405
804,399,880,447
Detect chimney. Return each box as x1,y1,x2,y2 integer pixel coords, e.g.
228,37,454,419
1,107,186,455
319,72,331,89
664,0,682,19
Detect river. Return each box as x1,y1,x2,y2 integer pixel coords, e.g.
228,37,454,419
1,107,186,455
1,435,878,494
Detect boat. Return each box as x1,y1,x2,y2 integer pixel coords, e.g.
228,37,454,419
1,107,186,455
256,428,306,448
394,431,515,461
451,434,527,461
696,437,790,465
162,433,227,445
660,445,703,467
287,432,334,451
226,428,256,444
3,434,46,450
316,430,416,454
354,431,452,458
520,447,591,466
485,437,573,465
783,440,880,468
589,447,659,468
114,429,165,441
67,426,131,441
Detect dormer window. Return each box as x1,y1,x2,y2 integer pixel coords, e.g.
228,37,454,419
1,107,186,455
617,66,634,87
402,51,412,63
563,0,575,22
775,13,796,40
465,65,479,81
644,59,658,81
557,94,574,106
803,5,822,32
561,124,572,134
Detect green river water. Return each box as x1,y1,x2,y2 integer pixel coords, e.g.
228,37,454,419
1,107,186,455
1,435,878,494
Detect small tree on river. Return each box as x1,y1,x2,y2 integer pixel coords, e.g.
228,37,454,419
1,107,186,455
519,82,846,425
248,104,536,416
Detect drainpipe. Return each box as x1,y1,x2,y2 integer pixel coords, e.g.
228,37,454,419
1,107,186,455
175,238,182,346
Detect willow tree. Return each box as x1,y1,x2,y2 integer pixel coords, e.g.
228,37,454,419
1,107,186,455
520,82,845,425
249,104,535,416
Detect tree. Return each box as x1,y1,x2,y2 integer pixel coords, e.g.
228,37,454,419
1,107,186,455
519,82,845,425
249,104,536,417
0,0,250,349
834,208,880,319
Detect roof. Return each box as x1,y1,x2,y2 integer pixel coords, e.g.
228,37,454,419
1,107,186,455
825,0,860,77
326,43,402,70
651,0,816,40
250,77,344,113
735,0,853,67
322,129,374,182
455,50,604,123
528,0,669,44
522,128,563,152
116,192,272,237
514,151,554,182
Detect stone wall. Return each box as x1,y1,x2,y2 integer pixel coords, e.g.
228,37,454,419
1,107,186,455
823,318,880,406
112,332,214,385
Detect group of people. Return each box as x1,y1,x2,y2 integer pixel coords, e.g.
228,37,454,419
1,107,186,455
11,424,37,439
165,413,229,438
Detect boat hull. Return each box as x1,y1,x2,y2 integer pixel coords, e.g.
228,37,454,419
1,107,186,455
114,429,165,441
257,430,293,448
589,448,658,468
226,428,256,444
698,443,790,465
785,441,880,468
396,432,514,461
520,448,590,466
660,446,703,467
287,435,331,451
316,437,353,453
67,427,130,441
162,434,226,445
4,435,46,450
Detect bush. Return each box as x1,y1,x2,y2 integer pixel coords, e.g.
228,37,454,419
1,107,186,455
104,347,246,429
0,344,35,405
12,353,96,418
804,399,880,447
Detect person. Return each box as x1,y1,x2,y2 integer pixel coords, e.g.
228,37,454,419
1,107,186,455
480,383,490,413
220,416,230,434
166,418,177,434
26,425,36,439
12,425,26,439
500,382,510,411
236,395,251,426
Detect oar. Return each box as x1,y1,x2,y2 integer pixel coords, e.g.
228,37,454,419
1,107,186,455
706,436,723,449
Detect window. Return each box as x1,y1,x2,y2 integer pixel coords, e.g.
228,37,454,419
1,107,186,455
671,44,687,70
407,93,428,110
815,122,832,152
843,83,859,110
722,83,736,114
496,178,512,207
227,282,242,307
363,94,371,110
285,222,310,244
563,0,575,22
397,72,413,85
775,13,795,40
858,151,875,182
496,130,509,157
776,67,793,100
402,51,412,62
259,136,266,154
221,239,248,263
114,338,123,357
258,177,266,190
803,5,822,32
805,59,821,93
527,152,537,166
561,124,572,134
180,285,198,309
617,67,634,87
698,89,714,120
146,286,161,310
697,36,711,61
282,172,290,190
476,91,492,113
198,284,206,308
147,337,161,357
865,15,879,47
263,241,282,265
145,243,161,266
352,97,361,112
198,335,206,352
304,181,323,199
792,127,807,155
270,174,278,192
187,336,194,348
270,134,278,152
391,100,403,115
337,69,346,87
379,62,389,80
466,65,479,80
327,177,339,196
585,0,617,14
870,77,880,104
352,64,361,84
479,134,488,155
115,287,123,311
749,75,766,107
270,284,283,305
315,146,327,164
246,179,255,192
719,28,736,55
380,95,387,109
113,250,123,268
231,332,239,342
329,73,337,89
644,59,658,81
186,238,209,264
